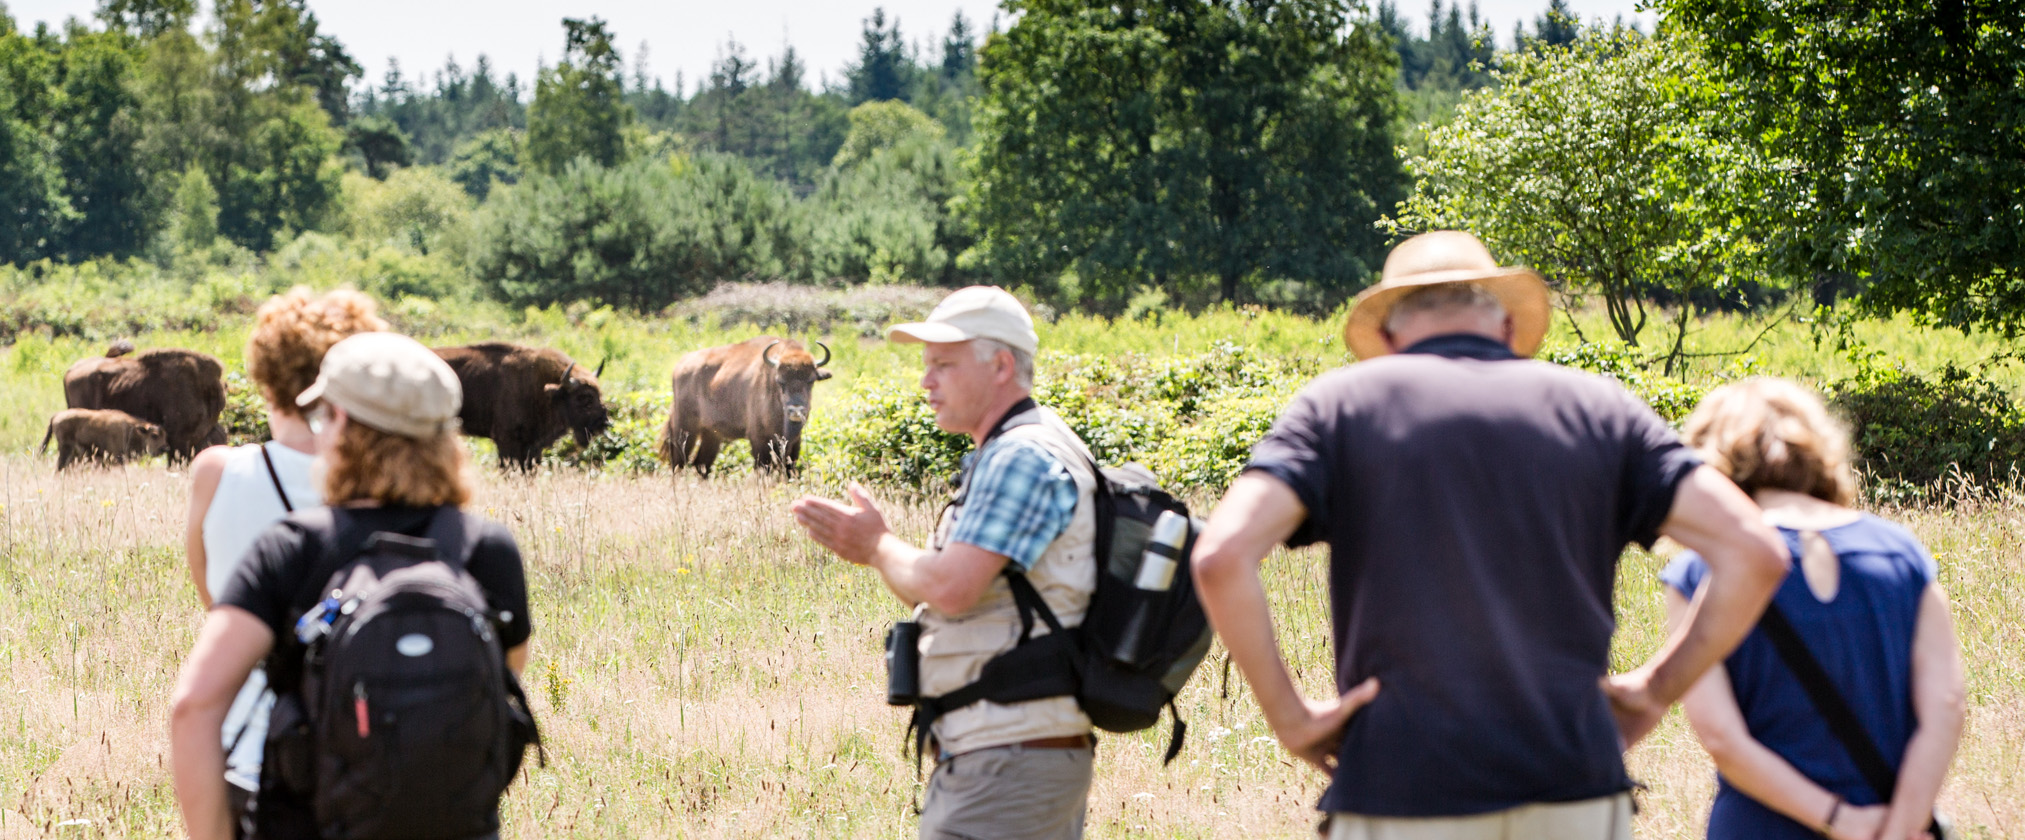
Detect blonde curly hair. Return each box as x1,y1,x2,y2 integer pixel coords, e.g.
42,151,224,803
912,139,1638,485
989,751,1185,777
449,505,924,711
246,288,388,416
1682,377,1858,506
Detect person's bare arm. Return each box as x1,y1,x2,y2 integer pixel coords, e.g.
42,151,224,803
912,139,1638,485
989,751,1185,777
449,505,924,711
791,483,1009,614
1880,584,1965,840
1191,473,1380,774
1669,589,1887,840
170,607,273,840
184,446,230,608
1607,465,1787,745
505,643,529,677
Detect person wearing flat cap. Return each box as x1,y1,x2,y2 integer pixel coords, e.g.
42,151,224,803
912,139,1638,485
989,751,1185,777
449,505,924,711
170,332,534,840
1190,231,1791,839
792,286,1102,839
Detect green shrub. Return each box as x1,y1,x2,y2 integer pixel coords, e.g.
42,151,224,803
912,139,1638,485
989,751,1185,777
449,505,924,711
1828,361,2025,498
805,378,971,492
219,372,268,445
807,340,1323,495
1539,342,1710,423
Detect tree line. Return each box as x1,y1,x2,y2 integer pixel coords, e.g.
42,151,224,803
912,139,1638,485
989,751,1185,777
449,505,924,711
2,0,2017,333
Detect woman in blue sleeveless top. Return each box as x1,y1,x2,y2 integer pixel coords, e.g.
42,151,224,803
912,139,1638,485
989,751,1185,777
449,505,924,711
1662,378,1964,840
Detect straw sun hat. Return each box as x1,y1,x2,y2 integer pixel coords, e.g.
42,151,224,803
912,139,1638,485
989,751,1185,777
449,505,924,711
1343,231,1552,360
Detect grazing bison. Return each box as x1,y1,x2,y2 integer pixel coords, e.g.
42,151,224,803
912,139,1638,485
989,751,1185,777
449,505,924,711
42,408,168,469
660,337,832,475
433,342,612,470
62,342,226,463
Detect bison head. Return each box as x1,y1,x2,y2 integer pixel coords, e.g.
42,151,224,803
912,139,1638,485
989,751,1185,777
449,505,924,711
763,340,833,433
547,361,612,447
135,421,168,455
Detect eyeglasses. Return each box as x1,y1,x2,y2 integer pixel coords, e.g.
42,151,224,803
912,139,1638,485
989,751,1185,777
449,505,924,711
307,404,332,435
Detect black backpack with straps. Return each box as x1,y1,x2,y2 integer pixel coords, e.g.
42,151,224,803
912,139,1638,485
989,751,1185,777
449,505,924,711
265,507,541,840
910,403,1213,765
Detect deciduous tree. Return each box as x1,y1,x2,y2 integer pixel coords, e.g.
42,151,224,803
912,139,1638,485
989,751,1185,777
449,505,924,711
1658,0,2025,332
970,0,1404,306
1387,29,1784,371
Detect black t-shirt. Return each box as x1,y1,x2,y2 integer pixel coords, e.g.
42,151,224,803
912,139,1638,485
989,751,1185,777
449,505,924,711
216,505,532,838
1245,334,1701,817
219,505,534,662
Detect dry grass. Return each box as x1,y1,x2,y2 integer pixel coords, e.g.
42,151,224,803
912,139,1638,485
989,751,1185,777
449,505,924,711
0,455,2018,838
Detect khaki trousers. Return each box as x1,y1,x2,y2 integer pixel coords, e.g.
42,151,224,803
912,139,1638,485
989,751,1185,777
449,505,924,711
1326,793,1634,840
918,743,1095,840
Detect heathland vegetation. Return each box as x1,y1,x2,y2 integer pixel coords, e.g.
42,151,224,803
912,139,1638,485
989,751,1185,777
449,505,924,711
2,0,2023,835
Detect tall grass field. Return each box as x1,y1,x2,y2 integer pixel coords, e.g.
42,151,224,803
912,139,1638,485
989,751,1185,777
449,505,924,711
0,299,2019,837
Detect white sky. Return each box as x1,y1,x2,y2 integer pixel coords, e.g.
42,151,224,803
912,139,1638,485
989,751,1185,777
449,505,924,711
2,0,1650,96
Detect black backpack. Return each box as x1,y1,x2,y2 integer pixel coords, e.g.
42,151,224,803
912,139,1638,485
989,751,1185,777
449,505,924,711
911,407,1213,765
267,507,540,840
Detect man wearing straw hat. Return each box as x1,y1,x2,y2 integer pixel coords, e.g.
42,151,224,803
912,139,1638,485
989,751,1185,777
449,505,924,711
1191,231,1791,838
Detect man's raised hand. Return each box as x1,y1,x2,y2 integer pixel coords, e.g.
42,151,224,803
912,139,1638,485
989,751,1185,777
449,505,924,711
790,481,891,566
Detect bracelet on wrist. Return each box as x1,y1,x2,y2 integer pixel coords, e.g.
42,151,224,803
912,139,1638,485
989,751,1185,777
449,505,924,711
1818,795,1844,836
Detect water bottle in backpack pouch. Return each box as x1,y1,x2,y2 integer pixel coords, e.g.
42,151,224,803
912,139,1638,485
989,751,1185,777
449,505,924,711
270,507,541,840
912,458,1214,766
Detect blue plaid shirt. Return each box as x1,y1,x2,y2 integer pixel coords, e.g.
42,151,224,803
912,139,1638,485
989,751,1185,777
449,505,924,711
946,438,1080,570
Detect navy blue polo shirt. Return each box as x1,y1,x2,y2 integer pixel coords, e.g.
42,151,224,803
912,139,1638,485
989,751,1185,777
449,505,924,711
1246,334,1701,817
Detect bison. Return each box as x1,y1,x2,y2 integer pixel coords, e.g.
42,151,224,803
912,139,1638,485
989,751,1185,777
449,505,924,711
62,342,225,463
42,408,168,469
659,337,832,476
433,342,612,471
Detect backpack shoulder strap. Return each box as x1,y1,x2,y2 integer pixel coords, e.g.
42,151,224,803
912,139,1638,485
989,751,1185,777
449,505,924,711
420,506,478,572
1757,602,1901,801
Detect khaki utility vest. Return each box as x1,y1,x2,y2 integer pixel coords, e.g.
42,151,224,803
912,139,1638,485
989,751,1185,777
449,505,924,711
921,404,1097,756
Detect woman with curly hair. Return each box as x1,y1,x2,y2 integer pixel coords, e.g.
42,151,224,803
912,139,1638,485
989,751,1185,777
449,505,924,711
182,287,385,830
171,332,533,840
1664,378,1965,840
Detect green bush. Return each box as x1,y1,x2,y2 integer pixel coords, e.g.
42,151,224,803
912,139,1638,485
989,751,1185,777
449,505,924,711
219,372,269,445
1539,342,1711,423
1828,361,2025,498
806,340,1322,495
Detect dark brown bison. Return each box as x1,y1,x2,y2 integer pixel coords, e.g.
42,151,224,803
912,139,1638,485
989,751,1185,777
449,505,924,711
63,342,225,463
42,408,168,469
432,342,612,471
660,337,831,475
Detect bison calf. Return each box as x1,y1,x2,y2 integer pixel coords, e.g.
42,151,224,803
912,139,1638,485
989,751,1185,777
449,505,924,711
42,408,168,470
660,337,831,476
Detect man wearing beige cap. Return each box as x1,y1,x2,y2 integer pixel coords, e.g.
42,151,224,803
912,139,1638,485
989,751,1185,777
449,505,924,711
793,286,1101,839
1190,231,1790,838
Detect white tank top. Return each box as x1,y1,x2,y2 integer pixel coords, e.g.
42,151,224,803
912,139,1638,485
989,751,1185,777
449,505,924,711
201,440,319,791
202,441,320,600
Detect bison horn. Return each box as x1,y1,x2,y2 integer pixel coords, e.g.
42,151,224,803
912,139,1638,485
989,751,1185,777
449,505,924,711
763,341,782,368
814,341,831,367
594,357,607,378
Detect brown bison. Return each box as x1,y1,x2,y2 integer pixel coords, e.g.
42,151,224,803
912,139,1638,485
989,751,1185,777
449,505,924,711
42,408,168,469
433,342,612,471
63,342,225,463
659,337,831,475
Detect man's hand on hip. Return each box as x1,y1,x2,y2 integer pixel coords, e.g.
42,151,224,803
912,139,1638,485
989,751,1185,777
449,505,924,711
1272,677,1381,775
1601,668,1667,747
791,482,891,566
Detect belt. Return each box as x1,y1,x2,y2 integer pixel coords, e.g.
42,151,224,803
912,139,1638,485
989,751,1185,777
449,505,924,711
940,733,1095,762
1013,734,1092,750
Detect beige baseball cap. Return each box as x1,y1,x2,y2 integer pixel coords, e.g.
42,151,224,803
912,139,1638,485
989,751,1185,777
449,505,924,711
296,332,462,439
886,286,1039,356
